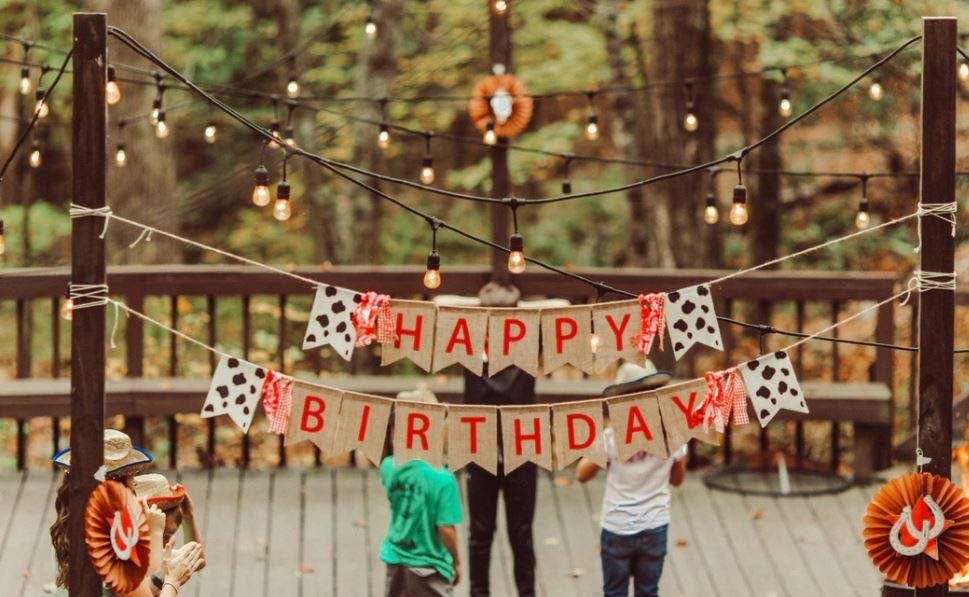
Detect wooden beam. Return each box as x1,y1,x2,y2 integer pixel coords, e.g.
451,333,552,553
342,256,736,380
488,0,511,282
916,16,957,597
69,12,107,595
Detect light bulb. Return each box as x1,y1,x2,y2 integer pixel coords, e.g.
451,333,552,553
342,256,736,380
105,80,122,105
729,184,748,226
34,91,48,119
423,251,442,289
284,127,296,147
252,165,271,206
960,62,969,82
274,181,292,221
856,200,871,229
589,333,601,353
115,145,127,167
19,67,31,95
60,298,74,321
507,233,526,274
286,79,300,98
868,81,883,101
29,147,41,168
155,118,169,139
377,126,391,149
483,123,497,146
778,97,792,118
420,156,435,184
267,123,281,150
562,179,572,194
704,204,719,225
0,220,5,256
493,0,508,14
204,122,217,143
683,111,698,132
585,117,599,141
150,108,160,126
365,18,377,39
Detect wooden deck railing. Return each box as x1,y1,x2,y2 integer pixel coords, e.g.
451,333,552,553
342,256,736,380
0,265,901,470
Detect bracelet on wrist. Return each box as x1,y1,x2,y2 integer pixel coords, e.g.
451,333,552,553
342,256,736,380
163,580,179,594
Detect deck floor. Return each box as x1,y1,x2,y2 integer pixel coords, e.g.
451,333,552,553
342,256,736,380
0,468,882,596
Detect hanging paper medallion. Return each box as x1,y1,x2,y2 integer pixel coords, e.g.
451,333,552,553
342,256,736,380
863,472,969,589
468,74,533,138
85,480,152,593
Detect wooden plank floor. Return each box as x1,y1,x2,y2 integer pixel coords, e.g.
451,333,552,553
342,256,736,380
3,469,883,597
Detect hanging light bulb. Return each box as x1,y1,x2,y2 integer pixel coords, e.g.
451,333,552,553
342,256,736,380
34,89,48,119
155,110,170,139
204,121,217,144
420,156,435,184
60,297,74,321
868,75,883,101
252,164,271,206
585,113,599,141
729,184,749,226
284,126,296,147
703,191,719,224
149,97,161,126
561,156,573,194
105,65,122,105
493,0,508,15
423,251,442,289
28,140,41,168
483,120,497,146
507,233,526,274
0,219,5,256
19,66,31,95
267,120,281,150
365,14,377,39
778,89,792,118
377,124,391,149
682,103,699,132
855,176,871,229
286,77,300,99
960,62,969,82
274,181,292,221
115,143,127,167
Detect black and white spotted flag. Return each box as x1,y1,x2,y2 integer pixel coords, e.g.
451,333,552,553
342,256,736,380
739,350,809,427
200,355,268,433
302,284,362,361
664,284,724,361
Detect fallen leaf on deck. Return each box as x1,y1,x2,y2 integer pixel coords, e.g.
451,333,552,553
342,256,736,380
297,566,315,576
750,508,765,520
675,539,688,547
354,519,367,528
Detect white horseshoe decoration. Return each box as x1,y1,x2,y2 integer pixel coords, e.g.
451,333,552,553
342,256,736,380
903,495,946,540
890,506,931,556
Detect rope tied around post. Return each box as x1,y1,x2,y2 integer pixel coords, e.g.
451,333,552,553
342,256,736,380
69,203,113,238
914,201,957,253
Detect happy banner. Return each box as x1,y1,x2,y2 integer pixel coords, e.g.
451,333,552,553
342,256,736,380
541,306,595,375
433,307,489,376
446,404,499,474
488,309,541,377
591,300,641,373
381,299,437,372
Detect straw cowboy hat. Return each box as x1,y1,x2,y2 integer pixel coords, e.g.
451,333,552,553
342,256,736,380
396,384,439,404
434,282,572,310
133,473,186,512
53,429,153,478
601,359,673,397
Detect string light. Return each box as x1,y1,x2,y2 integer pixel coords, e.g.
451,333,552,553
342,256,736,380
155,110,170,138
778,69,792,118
561,156,572,194
286,57,300,98
34,89,49,119
19,66,31,95
423,220,442,289
105,65,122,105
251,145,271,206
204,120,217,143
365,13,377,39
729,160,748,226
378,124,391,149
283,103,296,147
855,175,871,229
682,82,698,132
483,120,497,146
420,133,436,184
267,118,282,150
274,156,292,221
115,122,127,167
60,284,73,321
28,139,42,168
868,74,883,101
703,168,719,224
507,199,526,274
150,75,164,125
585,92,599,141
960,61,969,82
0,219,5,256
493,0,508,15
284,125,296,147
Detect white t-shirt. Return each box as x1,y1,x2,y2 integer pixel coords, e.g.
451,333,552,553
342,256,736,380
599,427,688,535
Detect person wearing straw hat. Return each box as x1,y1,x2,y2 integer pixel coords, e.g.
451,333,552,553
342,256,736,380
576,361,687,597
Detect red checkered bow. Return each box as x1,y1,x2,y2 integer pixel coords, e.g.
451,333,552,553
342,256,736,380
699,367,749,433
630,293,665,354
261,370,293,435
352,291,397,347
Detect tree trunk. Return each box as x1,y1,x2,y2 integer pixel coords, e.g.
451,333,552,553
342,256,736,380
752,78,782,266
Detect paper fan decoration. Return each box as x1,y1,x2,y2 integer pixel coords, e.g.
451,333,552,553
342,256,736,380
863,471,969,589
85,480,152,593
468,73,533,138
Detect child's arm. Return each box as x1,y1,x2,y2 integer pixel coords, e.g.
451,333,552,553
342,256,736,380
438,525,461,585
575,457,601,483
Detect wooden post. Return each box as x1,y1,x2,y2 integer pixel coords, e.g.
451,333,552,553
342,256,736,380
69,12,107,596
914,16,957,597
488,0,511,282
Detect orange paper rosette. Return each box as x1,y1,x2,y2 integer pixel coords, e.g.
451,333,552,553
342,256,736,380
468,74,533,138
863,472,969,589
85,480,152,593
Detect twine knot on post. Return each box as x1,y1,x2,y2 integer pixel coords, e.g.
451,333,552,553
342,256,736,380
68,203,113,238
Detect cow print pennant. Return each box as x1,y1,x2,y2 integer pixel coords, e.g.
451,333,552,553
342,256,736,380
739,350,809,427
200,355,269,433
664,284,723,361
302,284,362,361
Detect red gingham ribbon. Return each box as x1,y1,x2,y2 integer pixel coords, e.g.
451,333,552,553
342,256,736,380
630,293,665,354
699,367,748,432
352,291,397,347
261,370,293,435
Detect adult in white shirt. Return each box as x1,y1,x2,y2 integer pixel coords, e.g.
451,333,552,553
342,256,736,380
576,361,686,597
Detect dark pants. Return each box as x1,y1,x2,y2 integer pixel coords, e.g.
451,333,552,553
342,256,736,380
466,462,537,597
600,525,668,597
384,564,453,597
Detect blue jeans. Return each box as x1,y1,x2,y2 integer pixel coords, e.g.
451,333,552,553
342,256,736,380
600,525,668,597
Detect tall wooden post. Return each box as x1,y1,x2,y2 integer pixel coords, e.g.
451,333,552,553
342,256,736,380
915,16,956,597
489,0,512,282
69,13,107,596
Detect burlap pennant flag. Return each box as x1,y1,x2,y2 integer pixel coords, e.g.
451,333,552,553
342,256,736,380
200,355,268,433
446,404,499,474
552,400,605,469
606,393,668,461
381,299,437,372
500,405,552,473
393,400,447,468
664,284,724,361
334,392,393,466
302,284,362,361
740,350,809,427
656,379,721,450
591,300,641,373
541,306,595,375
487,308,541,377
285,382,343,456
432,306,489,376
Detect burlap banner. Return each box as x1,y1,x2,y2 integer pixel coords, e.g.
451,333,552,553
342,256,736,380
381,299,437,372
606,392,668,461
285,382,343,456
392,400,447,468
487,308,541,377
656,379,720,450
446,404,499,474
432,307,489,376
591,300,642,373
334,392,393,466
541,306,595,375
500,405,552,472
552,400,605,469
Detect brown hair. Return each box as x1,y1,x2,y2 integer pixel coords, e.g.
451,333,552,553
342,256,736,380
50,475,70,589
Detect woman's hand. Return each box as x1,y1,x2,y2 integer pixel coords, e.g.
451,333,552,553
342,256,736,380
145,503,166,536
162,541,205,589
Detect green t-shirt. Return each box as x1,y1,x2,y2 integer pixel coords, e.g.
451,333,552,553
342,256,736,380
379,457,463,581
